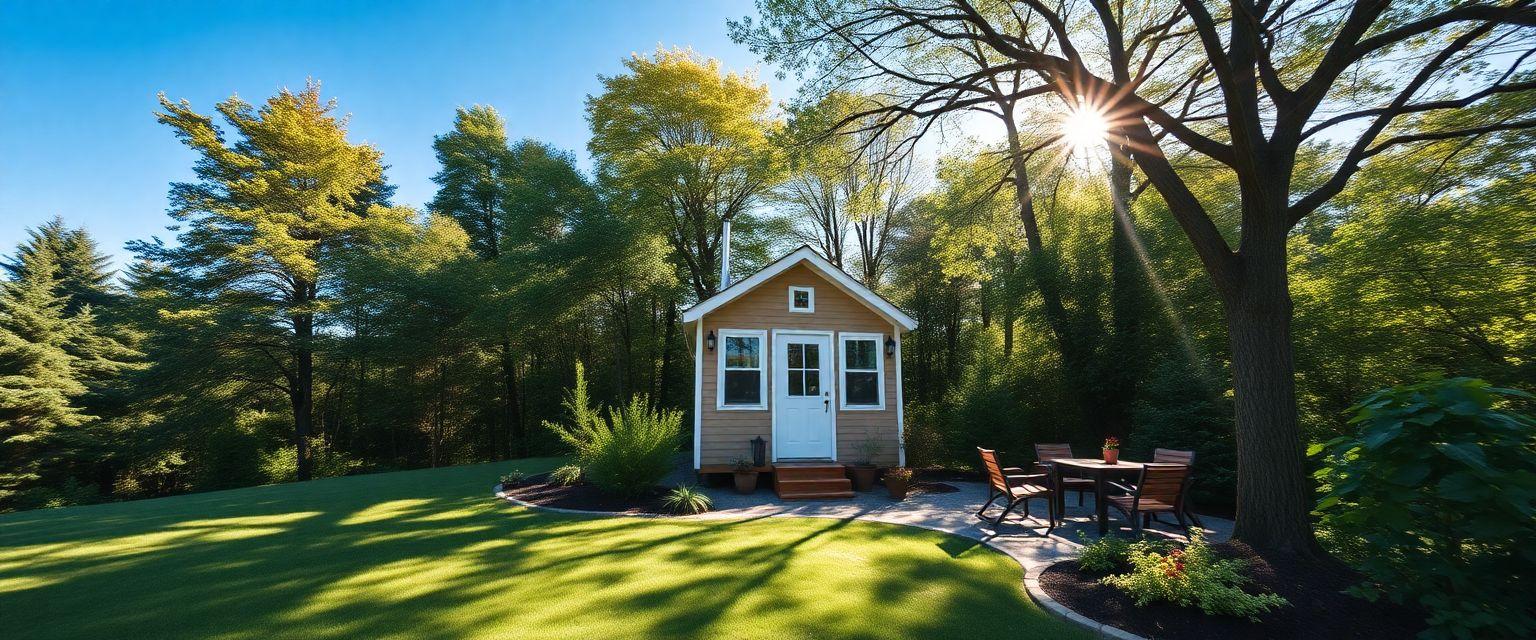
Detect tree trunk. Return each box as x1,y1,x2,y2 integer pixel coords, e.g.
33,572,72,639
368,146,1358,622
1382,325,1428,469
656,298,678,405
1224,243,1319,556
292,311,315,482
501,337,524,458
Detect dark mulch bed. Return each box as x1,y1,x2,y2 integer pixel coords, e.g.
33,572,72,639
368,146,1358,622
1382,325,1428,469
1038,542,1424,640
501,478,669,514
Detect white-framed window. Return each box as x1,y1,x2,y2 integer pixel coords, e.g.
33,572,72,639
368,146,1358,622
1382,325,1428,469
839,332,884,410
717,329,767,409
788,286,815,313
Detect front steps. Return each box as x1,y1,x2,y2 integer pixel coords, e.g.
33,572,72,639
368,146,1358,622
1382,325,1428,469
773,463,854,500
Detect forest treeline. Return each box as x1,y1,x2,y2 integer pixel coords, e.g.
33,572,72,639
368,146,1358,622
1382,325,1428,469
2,48,1532,512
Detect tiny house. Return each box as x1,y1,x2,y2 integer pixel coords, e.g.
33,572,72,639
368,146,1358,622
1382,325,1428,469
682,245,917,498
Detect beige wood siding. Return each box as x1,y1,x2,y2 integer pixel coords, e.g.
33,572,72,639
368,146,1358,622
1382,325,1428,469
696,263,901,467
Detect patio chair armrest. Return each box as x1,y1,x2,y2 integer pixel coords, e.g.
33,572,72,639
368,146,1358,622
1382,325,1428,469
1106,481,1136,494
1002,466,1027,474
1004,473,1046,486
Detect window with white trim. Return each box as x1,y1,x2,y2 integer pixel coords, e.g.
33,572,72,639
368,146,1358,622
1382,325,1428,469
839,333,884,409
718,330,766,408
788,286,814,313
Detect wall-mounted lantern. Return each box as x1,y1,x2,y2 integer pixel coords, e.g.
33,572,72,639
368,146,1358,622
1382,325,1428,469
706,330,717,352
885,336,897,357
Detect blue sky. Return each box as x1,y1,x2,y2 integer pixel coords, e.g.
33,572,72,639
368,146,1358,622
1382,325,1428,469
0,0,794,269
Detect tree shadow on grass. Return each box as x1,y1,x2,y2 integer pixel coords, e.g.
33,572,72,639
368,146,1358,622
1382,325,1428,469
1,460,1085,640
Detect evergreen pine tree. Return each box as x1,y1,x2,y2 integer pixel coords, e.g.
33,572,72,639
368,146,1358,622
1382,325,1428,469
0,250,91,508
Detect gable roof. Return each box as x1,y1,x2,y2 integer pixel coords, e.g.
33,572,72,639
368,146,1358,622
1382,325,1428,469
681,245,918,331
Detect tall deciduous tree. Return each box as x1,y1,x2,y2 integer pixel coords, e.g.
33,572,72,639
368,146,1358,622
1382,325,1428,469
736,0,1536,556
588,47,784,299
149,81,401,481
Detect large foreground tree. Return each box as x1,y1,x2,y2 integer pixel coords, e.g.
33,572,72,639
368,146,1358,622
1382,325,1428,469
148,81,402,481
736,0,1536,555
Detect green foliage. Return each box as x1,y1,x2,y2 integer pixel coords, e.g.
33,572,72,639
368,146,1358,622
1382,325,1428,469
731,458,754,473
543,362,682,497
1313,376,1536,639
498,470,525,486
587,46,783,298
660,484,713,515
1101,531,1288,621
1076,535,1134,573
1075,534,1174,573
260,436,362,484
550,464,583,486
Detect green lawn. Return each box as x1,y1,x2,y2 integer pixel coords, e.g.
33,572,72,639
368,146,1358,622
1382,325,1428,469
0,459,1087,640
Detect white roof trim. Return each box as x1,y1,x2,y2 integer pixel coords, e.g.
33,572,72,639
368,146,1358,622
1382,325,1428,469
681,246,918,331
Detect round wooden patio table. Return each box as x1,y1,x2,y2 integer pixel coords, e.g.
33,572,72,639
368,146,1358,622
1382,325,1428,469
1048,458,1144,536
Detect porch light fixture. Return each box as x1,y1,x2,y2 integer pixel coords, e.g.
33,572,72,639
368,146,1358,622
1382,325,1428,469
706,330,717,352
885,336,896,357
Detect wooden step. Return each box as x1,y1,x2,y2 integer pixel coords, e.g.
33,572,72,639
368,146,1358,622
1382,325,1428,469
777,478,853,494
779,490,857,501
773,463,848,481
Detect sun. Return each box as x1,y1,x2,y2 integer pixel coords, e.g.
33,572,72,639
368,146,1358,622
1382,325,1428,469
1060,104,1109,153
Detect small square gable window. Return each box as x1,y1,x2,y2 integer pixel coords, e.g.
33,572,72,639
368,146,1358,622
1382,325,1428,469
788,286,814,313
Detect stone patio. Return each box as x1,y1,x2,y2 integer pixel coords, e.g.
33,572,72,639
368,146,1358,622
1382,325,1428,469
687,478,1232,574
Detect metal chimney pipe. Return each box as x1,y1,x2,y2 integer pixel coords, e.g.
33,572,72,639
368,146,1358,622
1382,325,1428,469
719,217,732,289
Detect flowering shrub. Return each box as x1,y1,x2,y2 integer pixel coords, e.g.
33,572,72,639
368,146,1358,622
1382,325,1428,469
1101,530,1287,620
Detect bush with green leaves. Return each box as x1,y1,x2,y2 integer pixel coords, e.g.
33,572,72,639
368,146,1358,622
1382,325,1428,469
1312,376,1536,639
498,470,525,486
543,362,680,497
550,464,583,486
1102,530,1287,620
1076,533,1175,573
660,484,712,515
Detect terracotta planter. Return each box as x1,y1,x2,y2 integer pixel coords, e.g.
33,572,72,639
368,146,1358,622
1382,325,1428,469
886,476,910,500
733,471,759,494
850,465,879,491
1103,448,1119,464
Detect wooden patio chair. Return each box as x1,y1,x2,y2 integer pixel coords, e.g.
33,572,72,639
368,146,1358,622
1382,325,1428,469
1105,463,1193,537
975,448,1056,532
1143,449,1203,528
1034,443,1094,507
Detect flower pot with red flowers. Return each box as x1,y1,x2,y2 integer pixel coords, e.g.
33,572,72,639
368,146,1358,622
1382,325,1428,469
1103,437,1120,464
731,458,759,494
884,467,914,500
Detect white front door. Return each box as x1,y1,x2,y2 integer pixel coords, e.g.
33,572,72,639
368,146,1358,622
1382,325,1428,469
774,333,834,459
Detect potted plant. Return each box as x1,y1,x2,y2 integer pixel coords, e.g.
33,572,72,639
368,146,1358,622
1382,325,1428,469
731,458,759,494
884,467,914,499
1103,437,1120,464
848,437,882,491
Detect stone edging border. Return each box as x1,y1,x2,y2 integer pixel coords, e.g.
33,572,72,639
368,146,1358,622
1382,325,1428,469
493,485,1149,640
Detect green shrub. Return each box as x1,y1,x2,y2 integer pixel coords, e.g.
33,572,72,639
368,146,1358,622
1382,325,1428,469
660,485,712,515
550,464,583,486
1102,530,1287,620
1312,376,1536,639
543,362,681,497
1076,533,1173,573
498,470,525,486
